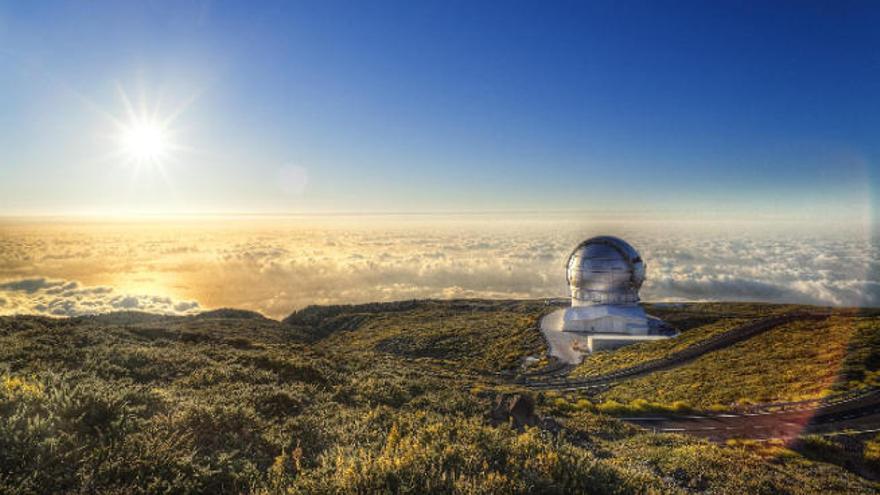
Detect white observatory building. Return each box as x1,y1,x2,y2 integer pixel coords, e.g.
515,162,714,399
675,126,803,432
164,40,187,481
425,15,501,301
541,236,676,360
563,236,650,333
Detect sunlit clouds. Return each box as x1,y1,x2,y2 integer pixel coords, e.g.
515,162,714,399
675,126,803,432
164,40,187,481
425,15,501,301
0,217,876,319
0,277,199,316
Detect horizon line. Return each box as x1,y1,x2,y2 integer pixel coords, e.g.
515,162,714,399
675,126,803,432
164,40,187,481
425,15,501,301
0,209,872,224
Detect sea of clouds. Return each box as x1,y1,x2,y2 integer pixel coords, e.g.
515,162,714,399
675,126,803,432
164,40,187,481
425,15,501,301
0,217,877,319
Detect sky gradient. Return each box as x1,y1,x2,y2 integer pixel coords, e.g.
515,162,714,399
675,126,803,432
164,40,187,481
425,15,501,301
0,1,878,220
1,2,879,315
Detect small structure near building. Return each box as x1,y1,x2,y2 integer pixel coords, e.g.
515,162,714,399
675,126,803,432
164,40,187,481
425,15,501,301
541,236,677,363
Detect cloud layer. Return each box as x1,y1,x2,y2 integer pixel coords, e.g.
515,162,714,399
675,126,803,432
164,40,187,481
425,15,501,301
0,277,199,316
0,218,876,318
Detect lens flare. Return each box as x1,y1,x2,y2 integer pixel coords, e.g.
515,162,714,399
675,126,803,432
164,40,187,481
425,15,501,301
120,120,169,164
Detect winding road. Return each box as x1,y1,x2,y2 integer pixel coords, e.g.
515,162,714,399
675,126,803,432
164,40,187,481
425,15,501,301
524,312,828,390
622,389,880,441
522,310,880,440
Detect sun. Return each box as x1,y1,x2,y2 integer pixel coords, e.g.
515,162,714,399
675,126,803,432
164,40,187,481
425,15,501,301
107,85,191,170
120,119,170,164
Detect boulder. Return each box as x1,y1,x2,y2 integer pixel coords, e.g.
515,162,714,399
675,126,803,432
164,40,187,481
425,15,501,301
488,393,539,431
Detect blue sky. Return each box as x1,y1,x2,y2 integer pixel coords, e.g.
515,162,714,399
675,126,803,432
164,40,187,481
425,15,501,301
0,1,878,220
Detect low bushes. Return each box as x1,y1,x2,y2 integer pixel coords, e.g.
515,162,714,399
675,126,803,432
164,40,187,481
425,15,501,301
1,303,878,494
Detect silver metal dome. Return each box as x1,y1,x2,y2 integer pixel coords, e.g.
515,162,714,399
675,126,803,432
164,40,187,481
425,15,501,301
566,236,645,305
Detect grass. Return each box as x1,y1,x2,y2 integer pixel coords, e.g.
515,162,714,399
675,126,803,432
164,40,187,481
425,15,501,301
540,396,695,417
0,301,878,493
598,314,880,409
286,299,549,373
570,302,820,379
571,316,751,378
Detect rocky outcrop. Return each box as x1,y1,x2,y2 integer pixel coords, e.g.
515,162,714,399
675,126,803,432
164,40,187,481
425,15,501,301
488,393,561,432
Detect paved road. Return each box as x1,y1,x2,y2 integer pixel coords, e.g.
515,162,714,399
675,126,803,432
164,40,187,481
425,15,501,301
524,312,828,390
517,310,880,441
622,389,880,441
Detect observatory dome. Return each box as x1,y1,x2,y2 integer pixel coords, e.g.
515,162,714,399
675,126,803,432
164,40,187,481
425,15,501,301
566,236,645,306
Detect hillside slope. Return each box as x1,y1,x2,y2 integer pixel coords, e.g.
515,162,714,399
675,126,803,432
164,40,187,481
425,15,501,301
0,301,878,494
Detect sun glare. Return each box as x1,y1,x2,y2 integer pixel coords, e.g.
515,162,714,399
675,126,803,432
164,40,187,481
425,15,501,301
120,120,169,163
108,85,189,171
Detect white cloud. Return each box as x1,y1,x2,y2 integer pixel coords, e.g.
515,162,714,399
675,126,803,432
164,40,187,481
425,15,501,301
0,277,200,317
0,219,876,318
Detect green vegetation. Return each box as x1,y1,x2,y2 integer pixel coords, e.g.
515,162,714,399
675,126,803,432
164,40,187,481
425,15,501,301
598,314,880,409
836,316,880,391
304,300,548,372
536,392,695,417
572,317,750,378
572,302,812,379
600,316,880,410
0,301,878,493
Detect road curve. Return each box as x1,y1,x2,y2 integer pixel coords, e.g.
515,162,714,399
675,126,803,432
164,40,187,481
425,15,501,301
524,312,828,391
622,389,880,441
517,310,877,442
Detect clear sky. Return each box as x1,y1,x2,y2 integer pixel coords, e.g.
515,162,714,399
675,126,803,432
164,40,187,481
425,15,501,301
0,1,878,220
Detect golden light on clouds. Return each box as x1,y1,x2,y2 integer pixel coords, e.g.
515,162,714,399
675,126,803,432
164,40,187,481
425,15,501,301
0,217,876,319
